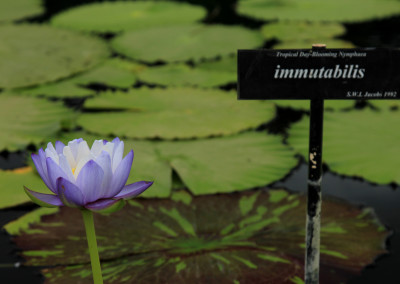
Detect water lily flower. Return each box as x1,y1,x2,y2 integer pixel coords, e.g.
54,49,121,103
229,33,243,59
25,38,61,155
25,138,153,211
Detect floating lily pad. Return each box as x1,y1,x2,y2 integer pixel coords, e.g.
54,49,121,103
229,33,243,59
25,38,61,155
261,22,346,42
237,0,400,22
0,167,52,209
51,1,206,33
45,130,296,197
17,61,137,98
0,0,43,23
273,100,355,111
9,190,388,283
0,94,74,151
367,100,400,110
0,24,109,89
287,110,400,184
137,63,234,88
158,132,298,195
79,88,273,139
111,25,264,63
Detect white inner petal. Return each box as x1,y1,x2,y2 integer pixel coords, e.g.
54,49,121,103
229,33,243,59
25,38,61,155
48,139,118,181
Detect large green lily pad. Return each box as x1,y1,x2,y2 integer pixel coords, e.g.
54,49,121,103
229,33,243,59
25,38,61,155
16,61,137,98
48,130,296,196
8,189,387,283
0,0,43,23
287,110,400,184
237,0,400,22
51,1,206,33
0,167,52,209
367,100,400,110
111,25,264,63
158,132,297,195
137,63,234,88
0,24,109,89
0,94,74,151
79,88,274,139
274,39,355,49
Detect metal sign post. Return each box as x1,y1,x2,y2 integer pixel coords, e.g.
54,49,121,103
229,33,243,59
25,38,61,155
237,45,400,283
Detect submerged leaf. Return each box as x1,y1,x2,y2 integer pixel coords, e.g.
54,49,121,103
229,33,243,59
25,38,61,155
51,1,206,33
0,24,109,89
111,25,263,63
287,110,400,184
237,0,400,22
0,94,74,151
10,190,388,283
79,88,273,139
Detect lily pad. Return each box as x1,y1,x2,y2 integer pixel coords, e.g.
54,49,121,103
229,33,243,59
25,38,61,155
261,22,346,42
9,189,388,283
51,1,206,33
0,94,74,151
158,132,298,195
16,61,137,98
111,25,264,63
78,88,274,139
273,100,355,111
0,0,43,23
367,100,400,110
287,110,400,184
196,55,237,75
0,24,109,89
237,0,400,22
0,167,52,209
137,63,234,88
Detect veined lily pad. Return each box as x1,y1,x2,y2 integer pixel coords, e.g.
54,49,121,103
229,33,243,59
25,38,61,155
0,167,52,209
44,130,296,197
137,63,234,88
79,88,274,139
0,24,109,89
16,61,137,98
261,22,346,42
273,100,355,111
8,189,388,283
0,94,74,151
111,25,264,63
158,132,298,195
51,1,206,33
0,0,43,23
287,110,400,184
237,0,400,22
196,55,237,74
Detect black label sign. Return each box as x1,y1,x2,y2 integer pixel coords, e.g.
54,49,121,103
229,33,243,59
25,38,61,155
238,48,400,100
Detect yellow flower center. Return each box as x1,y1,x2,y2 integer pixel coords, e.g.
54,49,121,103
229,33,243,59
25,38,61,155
72,168,76,175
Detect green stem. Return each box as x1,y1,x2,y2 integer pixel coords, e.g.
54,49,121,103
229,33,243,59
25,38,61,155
81,209,103,284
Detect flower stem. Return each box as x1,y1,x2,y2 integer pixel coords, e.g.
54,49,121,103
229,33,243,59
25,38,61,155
81,209,103,284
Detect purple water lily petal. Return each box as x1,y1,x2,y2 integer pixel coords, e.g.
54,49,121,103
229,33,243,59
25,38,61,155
46,157,72,192
107,150,133,198
76,160,104,203
55,141,65,154
24,186,63,207
114,181,153,199
31,153,53,192
57,177,85,207
94,151,112,199
112,137,121,144
84,198,120,211
112,141,124,172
